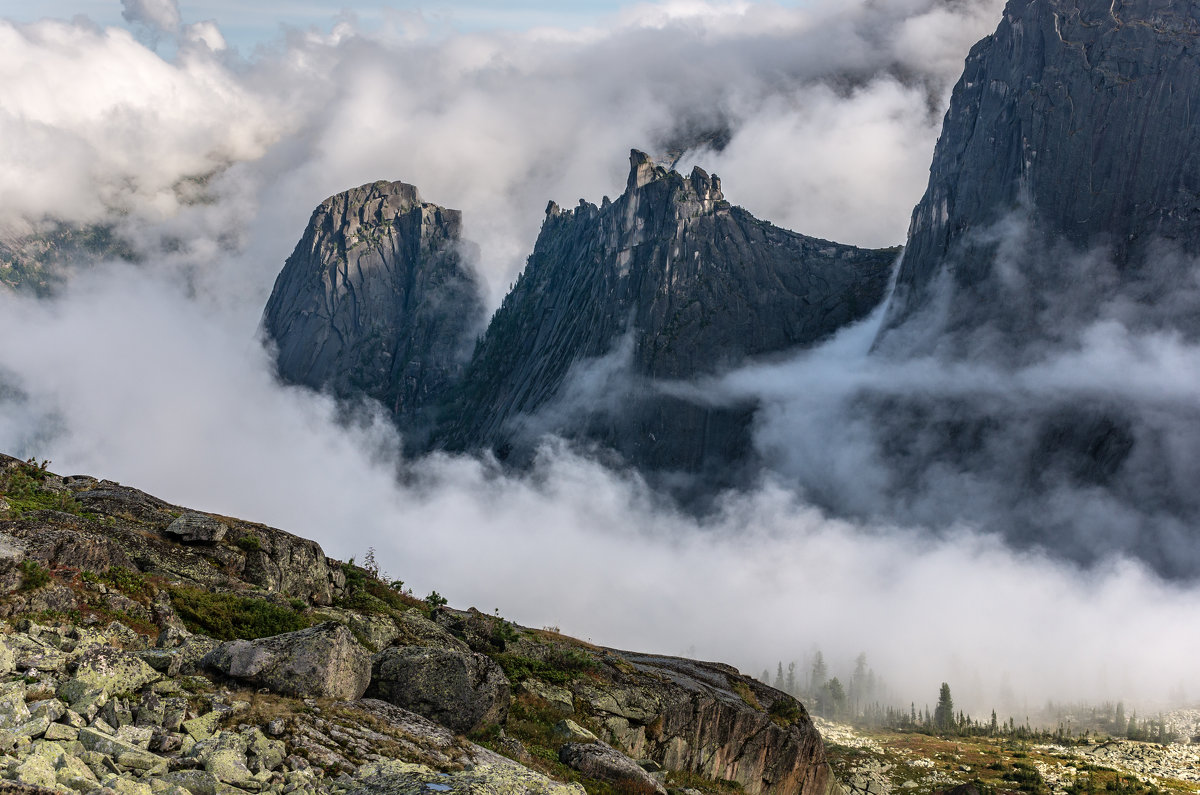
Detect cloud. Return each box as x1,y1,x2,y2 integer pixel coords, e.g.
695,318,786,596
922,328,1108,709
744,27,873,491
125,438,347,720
0,0,1004,308
5,0,1197,717
121,0,181,36
0,263,1198,717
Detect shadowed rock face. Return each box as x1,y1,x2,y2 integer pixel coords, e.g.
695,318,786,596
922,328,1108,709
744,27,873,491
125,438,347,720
877,0,1200,353
435,150,895,484
847,0,1200,578
262,181,485,447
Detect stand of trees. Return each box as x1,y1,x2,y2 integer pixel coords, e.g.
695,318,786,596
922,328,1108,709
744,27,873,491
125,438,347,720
757,657,1180,744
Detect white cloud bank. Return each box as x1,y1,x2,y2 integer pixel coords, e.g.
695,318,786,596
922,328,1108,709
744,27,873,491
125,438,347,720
4,0,1198,716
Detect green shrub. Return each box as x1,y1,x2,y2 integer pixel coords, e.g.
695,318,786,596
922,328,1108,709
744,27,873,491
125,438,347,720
1,464,85,517
18,560,50,592
96,566,150,599
236,535,262,553
169,586,312,640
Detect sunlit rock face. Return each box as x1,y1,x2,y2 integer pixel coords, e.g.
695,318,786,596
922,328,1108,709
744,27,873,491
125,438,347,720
263,180,485,448
433,150,895,487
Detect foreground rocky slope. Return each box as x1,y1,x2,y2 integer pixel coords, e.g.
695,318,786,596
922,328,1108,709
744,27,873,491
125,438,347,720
0,453,839,795
434,151,895,482
263,181,484,446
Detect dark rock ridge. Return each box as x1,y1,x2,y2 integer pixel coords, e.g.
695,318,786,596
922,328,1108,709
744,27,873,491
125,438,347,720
877,0,1200,352
0,453,843,795
434,151,896,482
262,181,485,446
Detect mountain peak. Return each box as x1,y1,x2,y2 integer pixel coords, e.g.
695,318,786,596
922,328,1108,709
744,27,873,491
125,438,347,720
624,148,723,203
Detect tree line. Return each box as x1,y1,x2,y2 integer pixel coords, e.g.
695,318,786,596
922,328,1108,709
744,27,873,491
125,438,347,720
758,655,1182,744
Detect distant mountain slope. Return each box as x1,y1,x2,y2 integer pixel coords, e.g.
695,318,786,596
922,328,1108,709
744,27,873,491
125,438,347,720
262,181,485,446
433,151,896,480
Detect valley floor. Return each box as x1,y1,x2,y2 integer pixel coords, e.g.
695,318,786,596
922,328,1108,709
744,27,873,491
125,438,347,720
816,717,1200,795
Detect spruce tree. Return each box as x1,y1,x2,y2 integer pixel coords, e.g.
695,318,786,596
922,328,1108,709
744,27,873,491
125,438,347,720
934,683,955,734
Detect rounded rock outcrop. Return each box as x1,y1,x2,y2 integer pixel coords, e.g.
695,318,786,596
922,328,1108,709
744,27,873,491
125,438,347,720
365,645,510,734
202,622,372,700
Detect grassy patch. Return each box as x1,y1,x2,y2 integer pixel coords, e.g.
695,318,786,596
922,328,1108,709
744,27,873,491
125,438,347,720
665,769,745,793
81,566,153,602
492,647,598,686
731,680,762,712
769,696,801,727
236,535,262,553
169,586,312,640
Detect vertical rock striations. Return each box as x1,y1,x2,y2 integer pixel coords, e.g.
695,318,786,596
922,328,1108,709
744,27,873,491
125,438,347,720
877,0,1200,353
435,151,895,483
262,181,485,445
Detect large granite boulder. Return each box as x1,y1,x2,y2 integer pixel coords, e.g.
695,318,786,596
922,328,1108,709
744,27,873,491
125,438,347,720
202,622,372,699
558,741,666,794
365,646,510,734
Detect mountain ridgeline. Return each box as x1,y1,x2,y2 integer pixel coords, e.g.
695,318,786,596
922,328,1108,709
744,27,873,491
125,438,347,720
264,152,895,486
263,0,1200,577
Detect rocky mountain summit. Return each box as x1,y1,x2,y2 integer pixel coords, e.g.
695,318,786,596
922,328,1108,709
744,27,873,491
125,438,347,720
264,153,896,488
434,151,895,480
0,453,840,795
263,181,485,446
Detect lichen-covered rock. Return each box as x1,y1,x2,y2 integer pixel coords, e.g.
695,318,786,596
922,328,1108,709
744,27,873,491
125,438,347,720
78,726,166,771
311,608,400,652
60,648,161,704
551,719,596,743
347,758,586,795
201,622,371,700
581,651,837,795
558,741,666,794
365,646,510,734
163,514,227,544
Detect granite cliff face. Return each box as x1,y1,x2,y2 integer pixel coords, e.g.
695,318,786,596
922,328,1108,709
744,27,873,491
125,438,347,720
263,181,484,445
877,0,1200,352
435,151,895,480
0,453,842,795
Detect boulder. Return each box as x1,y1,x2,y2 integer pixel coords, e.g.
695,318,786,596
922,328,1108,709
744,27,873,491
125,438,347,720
60,648,161,704
201,622,371,700
163,514,228,544
365,646,510,734
552,719,597,744
558,742,666,794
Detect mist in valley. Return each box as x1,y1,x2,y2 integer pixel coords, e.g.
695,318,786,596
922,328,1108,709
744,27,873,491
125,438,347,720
0,0,1197,723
